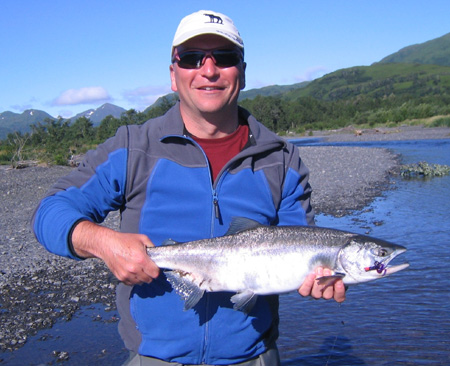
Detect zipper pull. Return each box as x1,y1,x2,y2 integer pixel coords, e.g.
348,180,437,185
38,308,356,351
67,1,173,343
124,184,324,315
213,192,221,220
213,197,220,219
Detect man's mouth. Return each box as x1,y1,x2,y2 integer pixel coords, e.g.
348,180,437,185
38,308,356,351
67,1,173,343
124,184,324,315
198,86,224,91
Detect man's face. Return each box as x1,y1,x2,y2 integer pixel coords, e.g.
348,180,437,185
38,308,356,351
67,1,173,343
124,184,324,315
170,35,246,118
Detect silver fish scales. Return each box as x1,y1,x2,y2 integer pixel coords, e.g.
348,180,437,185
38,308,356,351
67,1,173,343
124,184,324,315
147,218,409,312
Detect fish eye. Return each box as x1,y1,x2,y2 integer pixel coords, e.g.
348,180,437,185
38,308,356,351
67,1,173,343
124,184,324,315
371,247,389,257
378,248,388,257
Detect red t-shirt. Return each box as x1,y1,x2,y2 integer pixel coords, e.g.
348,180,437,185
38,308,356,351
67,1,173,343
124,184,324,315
192,123,249,182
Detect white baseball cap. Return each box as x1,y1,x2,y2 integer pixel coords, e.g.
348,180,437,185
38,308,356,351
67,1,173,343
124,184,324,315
172,10,244,54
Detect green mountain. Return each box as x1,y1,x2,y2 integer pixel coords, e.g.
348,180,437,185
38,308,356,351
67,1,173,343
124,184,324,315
377,32,450,66
143,93,179,114
0,104,126,140
273,32,450,103
239,82,310,101
0,109,54,139
283,63,450,102
239,36,450,133
70,103,126,125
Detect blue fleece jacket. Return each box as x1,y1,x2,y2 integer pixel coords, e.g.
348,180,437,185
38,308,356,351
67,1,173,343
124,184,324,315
32,103,314,365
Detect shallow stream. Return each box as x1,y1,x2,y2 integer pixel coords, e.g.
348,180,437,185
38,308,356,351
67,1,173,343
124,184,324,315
278,138,450,365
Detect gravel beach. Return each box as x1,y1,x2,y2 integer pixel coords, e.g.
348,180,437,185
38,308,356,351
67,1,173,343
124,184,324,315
0,126,448,353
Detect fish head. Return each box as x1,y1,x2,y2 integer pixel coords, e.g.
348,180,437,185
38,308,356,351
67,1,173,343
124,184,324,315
337,234,409,284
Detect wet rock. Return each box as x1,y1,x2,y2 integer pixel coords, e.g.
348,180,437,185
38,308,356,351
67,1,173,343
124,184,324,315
399,161,450,178
52,350,70,362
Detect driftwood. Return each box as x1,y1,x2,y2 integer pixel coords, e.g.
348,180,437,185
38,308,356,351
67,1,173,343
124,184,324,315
11,160,39,169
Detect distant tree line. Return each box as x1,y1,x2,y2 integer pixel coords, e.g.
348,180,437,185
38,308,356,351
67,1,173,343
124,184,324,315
0,97,177,166
239,93,450,134
1,92,450,167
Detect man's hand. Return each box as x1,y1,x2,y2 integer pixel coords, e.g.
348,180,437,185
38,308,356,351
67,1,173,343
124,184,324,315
71,221,160,286
298,267,346,303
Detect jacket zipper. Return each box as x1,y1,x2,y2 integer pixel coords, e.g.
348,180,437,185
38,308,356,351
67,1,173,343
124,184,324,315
160,131,282,363
180,135,216,363
213,190,220,220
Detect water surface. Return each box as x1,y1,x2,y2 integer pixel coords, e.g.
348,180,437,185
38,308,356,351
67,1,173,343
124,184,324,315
278,138,450,365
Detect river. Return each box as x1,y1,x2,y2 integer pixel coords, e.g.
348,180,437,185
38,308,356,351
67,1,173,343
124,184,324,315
278,138,450,365
2,138,449,365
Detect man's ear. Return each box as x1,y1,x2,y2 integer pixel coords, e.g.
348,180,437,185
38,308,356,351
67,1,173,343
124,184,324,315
170,64,178,92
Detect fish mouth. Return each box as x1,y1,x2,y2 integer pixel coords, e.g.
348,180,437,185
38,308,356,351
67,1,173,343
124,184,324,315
364,261,410,277
384,247,409,276
365,248,409,277
383,262,410,275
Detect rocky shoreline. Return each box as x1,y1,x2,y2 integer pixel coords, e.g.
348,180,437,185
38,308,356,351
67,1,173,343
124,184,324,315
0,126,448,355
0,165,121,352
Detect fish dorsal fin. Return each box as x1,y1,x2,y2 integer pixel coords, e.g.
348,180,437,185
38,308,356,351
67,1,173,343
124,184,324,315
225,217,261,236
230,290,258,313
165,271,205,311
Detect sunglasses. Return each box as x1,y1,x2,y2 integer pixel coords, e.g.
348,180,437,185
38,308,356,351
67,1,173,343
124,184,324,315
172,49,243,69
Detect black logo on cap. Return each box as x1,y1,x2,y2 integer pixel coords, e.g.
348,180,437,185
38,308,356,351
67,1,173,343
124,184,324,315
204,13,223,24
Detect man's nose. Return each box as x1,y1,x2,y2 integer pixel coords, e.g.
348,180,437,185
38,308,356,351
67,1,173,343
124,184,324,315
200,56,220,78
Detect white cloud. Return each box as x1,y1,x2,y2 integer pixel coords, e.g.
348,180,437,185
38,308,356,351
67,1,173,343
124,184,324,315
52,86,111,106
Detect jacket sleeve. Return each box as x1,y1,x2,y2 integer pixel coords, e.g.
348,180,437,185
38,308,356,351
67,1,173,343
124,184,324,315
277,143,315,226
31,126,129,259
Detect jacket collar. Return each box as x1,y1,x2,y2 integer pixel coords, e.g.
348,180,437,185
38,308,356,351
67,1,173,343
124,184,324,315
160,102,286,151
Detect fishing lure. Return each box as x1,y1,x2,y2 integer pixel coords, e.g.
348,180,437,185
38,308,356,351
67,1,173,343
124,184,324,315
364,261,387,275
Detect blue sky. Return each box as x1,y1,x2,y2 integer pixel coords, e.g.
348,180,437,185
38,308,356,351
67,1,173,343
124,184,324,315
1,0,449,118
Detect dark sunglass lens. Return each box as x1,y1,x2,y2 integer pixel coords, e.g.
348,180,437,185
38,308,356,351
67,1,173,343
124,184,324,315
177,52,204,69
175,50,242,69
212,50,241,67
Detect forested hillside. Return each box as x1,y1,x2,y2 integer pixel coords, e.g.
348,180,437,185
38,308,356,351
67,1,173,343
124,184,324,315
239,63,450,132
377,32,450,66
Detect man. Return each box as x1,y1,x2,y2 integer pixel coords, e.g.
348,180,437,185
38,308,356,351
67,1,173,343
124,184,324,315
32,10,345,366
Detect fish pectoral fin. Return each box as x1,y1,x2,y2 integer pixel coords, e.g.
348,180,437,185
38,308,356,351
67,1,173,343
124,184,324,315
316,273,346,288
164,271,205,311
230,290,258,313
